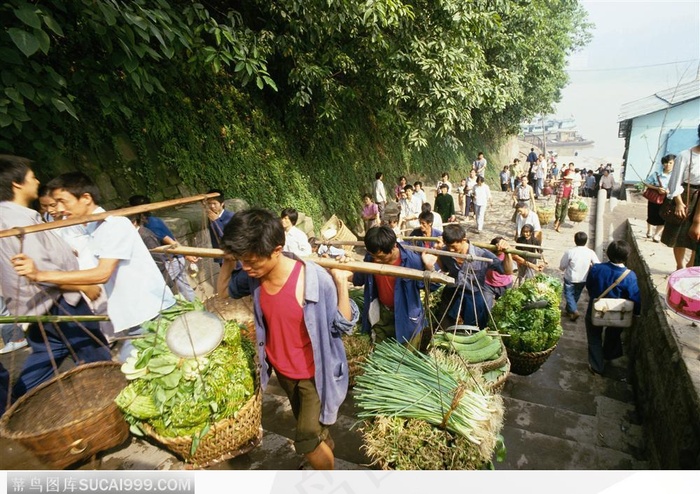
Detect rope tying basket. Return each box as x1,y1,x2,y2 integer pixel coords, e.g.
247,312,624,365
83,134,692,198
320,214,357,254
204,296,256,343
141,388,262,468
506,345,557,376
0,361,129,469
484,358,510,394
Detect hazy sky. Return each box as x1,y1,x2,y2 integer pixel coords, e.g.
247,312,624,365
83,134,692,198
554,0,700,163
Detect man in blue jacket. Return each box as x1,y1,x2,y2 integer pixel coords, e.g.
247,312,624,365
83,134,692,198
218,208,358,470
353,225,437,349
585,240,641,375
205,189,234,265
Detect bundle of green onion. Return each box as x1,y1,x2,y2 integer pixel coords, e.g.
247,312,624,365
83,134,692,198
354,341,504,461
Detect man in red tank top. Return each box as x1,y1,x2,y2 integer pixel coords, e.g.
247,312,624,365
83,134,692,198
218,209,358,470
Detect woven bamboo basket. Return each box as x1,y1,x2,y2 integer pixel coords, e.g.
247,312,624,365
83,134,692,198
484,358,510,394
142,388,263,468
506,345,557,376
537,209,554,225
0,361,129,469
320,214,357,254
567,208,588,223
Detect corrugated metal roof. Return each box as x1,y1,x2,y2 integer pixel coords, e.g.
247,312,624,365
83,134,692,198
618,78,700,122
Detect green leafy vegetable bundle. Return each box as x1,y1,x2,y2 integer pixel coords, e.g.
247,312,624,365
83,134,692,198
115,300,255,451
491,274,563,353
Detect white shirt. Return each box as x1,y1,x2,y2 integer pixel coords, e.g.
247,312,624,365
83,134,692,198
88,216,176,332
284,226,312,256
373,179,387,203
559,246,600,283
472,184,491,206
668,148,700,198
515,210,542,236
400,195,422,229
431,211,443,230
414,189,427,204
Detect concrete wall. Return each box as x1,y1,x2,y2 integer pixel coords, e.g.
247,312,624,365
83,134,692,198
623,222,700,469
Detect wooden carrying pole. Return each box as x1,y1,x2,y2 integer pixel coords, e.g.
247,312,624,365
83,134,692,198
0,192,221,239
318,237,543,259
402,244,494,263
150,245,456,285
0,315,110,324
400,236,553,252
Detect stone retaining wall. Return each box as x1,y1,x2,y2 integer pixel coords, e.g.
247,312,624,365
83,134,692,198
623,221,700,469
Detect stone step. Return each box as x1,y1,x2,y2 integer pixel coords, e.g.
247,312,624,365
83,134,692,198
502,396,646,460
496,427,649,470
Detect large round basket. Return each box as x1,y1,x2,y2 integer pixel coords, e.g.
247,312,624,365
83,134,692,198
537,209,554,225
141,388,262,468
320,214,357,254
567,208,588,223
0,361,129,469
506,345,557,376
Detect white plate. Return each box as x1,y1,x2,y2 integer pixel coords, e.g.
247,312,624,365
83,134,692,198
165,311,224,358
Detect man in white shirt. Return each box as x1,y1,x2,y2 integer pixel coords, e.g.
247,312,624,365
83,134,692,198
12,172,176,362
398,184,422,231
281,207,312,256
373,172,387,219
3,160,111,397
559,232,600,320
515,201,542,243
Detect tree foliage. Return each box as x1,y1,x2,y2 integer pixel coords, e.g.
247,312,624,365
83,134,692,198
1,0,591,226
1,0,275,154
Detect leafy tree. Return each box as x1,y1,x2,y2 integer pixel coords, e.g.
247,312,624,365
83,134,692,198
0,0,276,155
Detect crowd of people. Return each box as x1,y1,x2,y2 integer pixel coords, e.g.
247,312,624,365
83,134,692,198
3,129,699,469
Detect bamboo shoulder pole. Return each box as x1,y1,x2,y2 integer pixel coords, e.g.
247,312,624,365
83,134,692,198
0,315,110,324
469,241,543,259
402,244,494,263
150,245,456,285
401,235,552,252
313,240,364,247
0,192,221,239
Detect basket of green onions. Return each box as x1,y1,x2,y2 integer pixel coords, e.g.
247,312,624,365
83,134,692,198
355,341,505,469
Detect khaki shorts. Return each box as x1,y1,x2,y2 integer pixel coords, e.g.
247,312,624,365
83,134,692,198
275,372,329,454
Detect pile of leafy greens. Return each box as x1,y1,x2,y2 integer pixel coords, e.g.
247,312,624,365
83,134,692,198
115,300,255,454
490,275,563,353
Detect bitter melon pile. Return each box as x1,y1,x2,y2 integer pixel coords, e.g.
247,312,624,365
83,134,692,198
430,329,503,363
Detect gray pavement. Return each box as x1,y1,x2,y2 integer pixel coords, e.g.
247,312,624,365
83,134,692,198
0,189,655,470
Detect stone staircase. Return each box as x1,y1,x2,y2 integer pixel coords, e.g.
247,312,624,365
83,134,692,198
495,294,648,470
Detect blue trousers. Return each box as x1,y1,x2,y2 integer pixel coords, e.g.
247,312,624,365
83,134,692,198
446,288,489,329
585,305,624,374
12,297,111,400
563,280,586,314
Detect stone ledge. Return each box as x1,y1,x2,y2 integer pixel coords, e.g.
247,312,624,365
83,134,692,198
625,218,700,469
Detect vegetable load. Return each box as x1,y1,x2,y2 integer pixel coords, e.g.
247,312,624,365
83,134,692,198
430,329,503,363
355,341,504,469
491,274,563,353
115,300,255,454
568,199,588,212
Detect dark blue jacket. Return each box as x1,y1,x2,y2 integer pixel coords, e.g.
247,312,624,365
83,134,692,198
352,243,425,344
586,262,641,315
409,227,443,248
